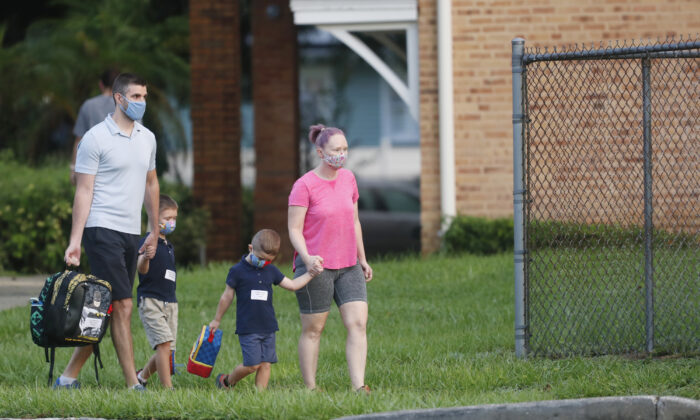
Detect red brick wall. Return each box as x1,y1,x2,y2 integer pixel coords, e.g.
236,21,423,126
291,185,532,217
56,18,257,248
526,57,698,233
251,0,299,261
190,1,242,261
419,0,700,253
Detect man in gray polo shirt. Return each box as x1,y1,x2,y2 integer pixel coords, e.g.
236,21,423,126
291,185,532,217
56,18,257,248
60,73,160,390
70,69,120,185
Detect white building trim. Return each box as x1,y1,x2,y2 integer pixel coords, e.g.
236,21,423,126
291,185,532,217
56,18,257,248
438,0,456,228
291,0,419,121
290,0,417,25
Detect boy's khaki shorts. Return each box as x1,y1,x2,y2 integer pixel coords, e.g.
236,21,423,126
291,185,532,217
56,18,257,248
138,297,178,350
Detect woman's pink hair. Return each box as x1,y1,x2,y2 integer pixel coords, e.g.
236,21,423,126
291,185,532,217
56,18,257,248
308,124,345,149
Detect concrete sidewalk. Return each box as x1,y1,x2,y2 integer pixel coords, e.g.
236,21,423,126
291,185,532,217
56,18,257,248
338,396,700,420
0,274,47,311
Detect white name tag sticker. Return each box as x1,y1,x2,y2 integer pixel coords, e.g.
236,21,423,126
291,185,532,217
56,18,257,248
251,290,268,301
165,269,176,282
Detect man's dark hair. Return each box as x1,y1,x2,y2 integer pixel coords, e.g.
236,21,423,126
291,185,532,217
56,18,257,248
112,73,147,99
100,68,121,88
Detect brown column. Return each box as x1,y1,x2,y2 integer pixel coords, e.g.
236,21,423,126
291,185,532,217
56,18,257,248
190,1,242,261
251,0,299,261
418,0,441,254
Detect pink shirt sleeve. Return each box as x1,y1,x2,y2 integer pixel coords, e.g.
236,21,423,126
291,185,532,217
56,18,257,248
352,174,359,203
289,179,310,207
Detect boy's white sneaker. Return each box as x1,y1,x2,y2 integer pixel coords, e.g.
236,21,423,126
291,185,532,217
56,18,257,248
136,369,148,387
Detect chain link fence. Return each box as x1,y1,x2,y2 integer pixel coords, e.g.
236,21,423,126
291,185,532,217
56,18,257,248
512,37,699,357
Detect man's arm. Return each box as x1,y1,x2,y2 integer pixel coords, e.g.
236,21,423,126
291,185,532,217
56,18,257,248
64,173,96,266
70,136,81,185
139,169,160,257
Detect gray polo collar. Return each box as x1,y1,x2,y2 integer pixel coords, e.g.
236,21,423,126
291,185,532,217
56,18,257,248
105,113,143,139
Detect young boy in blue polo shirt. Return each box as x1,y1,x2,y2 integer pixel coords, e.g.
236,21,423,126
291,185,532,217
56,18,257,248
208,229,322,390
135,194,179,389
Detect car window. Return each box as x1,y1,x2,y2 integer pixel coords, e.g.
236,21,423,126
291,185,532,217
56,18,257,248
357,188,380,211
382,189,419,213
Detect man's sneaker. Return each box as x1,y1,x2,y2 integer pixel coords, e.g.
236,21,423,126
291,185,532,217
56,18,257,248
215,373,231,389
53,378,81,390
130,383,146,392
136,369,147,387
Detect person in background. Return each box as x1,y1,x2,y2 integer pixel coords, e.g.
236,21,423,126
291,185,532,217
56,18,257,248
70,68,120,185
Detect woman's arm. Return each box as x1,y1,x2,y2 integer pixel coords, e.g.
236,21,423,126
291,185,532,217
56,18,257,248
288,205,323,275
354,201,373,281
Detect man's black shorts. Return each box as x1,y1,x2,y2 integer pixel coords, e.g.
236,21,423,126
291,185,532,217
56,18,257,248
83,227,140,300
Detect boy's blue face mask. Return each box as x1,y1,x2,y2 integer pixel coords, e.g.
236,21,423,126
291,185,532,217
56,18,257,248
249,252,270,268
160,220,176,235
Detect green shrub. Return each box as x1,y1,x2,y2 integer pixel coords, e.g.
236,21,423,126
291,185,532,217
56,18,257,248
0,152,209,273
528,220,697,249
0,150,78,273
443,215,514,254
157,182,210,268
442,214,695,257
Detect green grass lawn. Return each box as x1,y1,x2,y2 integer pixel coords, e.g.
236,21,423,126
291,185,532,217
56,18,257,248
528,247,699,356
0,253,697,419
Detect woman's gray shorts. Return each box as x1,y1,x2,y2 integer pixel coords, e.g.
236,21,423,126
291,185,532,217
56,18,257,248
294,256,368,314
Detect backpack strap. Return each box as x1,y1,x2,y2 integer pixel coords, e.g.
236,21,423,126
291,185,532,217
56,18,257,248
47,347,55,387
93,344,103,385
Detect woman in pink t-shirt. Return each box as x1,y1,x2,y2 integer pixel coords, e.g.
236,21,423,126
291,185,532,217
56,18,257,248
288,124,373,394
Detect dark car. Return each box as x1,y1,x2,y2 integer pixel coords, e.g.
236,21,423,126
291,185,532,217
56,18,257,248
357,179,421,257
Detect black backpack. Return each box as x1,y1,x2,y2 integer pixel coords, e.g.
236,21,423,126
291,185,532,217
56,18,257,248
30,270,113,386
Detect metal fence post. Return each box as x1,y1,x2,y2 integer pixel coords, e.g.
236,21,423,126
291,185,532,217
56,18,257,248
512,37,527,358
642,56,654,353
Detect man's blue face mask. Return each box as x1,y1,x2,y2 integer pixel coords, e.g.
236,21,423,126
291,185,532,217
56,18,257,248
119,94,146,121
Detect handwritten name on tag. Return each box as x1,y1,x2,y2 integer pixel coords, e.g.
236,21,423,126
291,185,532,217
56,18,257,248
251,290,268,301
